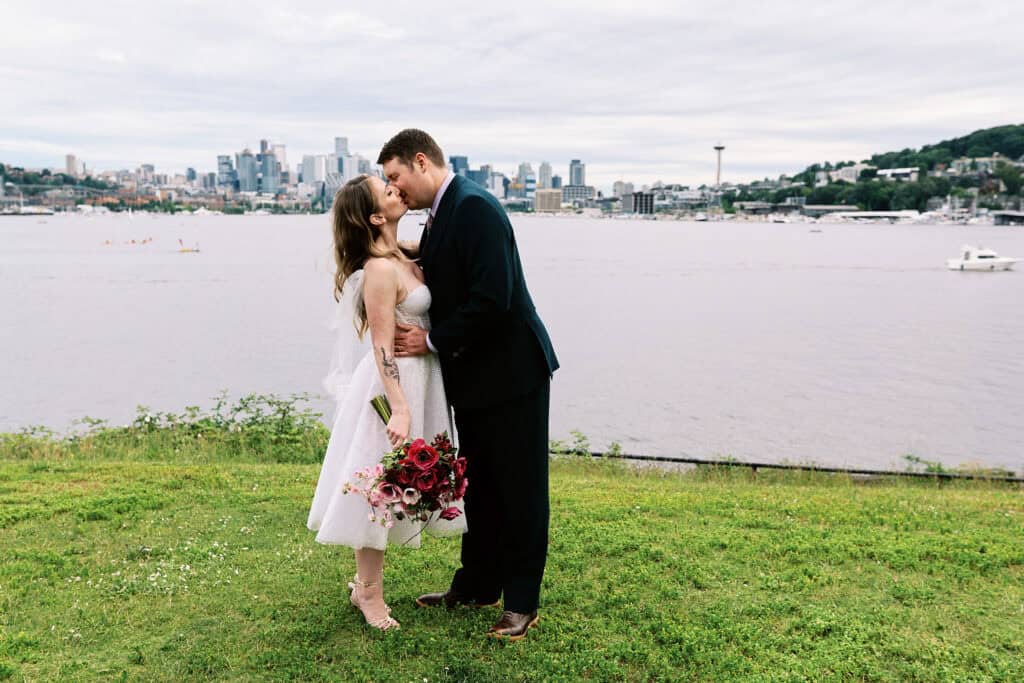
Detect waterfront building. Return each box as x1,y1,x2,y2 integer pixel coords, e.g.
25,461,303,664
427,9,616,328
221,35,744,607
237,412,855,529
877,167,920,182
631,191,654,214
569,159,586,186
65,154,78,178
829,163,875,184
801,204,861,218
951,154,1006,175
450,156,469,177
534,189,562,212
551,174,562,189
561,184,595,203
538,162,552,189
612,180,634,198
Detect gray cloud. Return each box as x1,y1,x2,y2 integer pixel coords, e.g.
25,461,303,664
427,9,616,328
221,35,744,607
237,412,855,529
2,0,1022,190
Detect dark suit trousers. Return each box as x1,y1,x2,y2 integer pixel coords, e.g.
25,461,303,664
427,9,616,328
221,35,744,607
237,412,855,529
450,381,550,613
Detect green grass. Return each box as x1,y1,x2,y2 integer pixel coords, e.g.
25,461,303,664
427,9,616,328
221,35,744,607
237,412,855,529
1,407,1023,681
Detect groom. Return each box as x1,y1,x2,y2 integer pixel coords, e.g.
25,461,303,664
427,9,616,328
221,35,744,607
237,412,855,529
382,129,559,640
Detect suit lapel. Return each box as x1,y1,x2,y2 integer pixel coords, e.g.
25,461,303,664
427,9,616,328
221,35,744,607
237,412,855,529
421,176,461,275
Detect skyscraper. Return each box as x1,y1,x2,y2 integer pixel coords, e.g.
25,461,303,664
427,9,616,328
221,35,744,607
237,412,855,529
236,149,258,192
261,152,280,194
335,137,349,156
538,162,552,189
467,163,491,188
551,174,562,189
301,155,327,184
449,156,469,177
569,159,585,186
217,155,236,189
65,154,78,178
516,162,536,200
272,144,287,171
340,155,361,181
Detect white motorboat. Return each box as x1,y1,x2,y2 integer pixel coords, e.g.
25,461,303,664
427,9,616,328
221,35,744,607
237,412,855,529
946,245,1017,271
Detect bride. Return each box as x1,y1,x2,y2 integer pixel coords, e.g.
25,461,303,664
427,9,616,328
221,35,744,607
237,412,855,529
307,173,465,631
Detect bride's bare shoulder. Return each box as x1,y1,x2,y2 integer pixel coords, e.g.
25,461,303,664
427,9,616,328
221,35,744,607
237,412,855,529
362,257,400,289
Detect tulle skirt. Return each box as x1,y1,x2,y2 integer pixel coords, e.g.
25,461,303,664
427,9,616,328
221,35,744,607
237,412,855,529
307,351,466,549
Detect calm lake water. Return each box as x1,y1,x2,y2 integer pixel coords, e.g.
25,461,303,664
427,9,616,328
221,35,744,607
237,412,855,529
2,213,1022,473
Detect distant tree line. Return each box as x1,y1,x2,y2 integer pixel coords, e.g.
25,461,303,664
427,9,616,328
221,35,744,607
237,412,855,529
0,162,117,196
725,124,1024,212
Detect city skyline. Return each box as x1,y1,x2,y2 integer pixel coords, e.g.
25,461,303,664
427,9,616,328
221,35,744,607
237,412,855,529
2,2,1022,188
15,138,695,196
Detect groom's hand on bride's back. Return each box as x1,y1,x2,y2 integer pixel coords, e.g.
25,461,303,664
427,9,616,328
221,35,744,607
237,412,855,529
394,322,430,357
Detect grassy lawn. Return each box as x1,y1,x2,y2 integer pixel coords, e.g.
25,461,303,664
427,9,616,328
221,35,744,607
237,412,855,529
1,410,1022,681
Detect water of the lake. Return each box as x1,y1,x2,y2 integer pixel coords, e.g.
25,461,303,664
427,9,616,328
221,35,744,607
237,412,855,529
2,212,1022,473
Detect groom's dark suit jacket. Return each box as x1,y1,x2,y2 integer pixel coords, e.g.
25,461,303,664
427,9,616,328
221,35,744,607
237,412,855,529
419,175,558,411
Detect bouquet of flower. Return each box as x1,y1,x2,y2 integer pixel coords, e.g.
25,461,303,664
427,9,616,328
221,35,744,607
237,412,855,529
342,395,467,529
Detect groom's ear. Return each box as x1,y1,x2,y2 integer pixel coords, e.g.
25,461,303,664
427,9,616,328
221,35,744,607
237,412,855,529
414,152,430,173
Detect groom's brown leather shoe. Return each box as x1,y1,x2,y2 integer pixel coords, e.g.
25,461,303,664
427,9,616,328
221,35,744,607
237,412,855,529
487,610,539,641
415,588,500,609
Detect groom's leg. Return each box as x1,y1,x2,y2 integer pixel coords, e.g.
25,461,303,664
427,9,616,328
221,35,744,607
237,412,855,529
483,381,551,614
450,412,502,603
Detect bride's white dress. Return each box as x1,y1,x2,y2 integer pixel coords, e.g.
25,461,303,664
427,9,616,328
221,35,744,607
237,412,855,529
307,281,467,549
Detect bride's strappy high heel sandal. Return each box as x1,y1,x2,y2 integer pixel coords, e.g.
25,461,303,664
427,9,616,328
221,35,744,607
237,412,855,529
348,574,400,631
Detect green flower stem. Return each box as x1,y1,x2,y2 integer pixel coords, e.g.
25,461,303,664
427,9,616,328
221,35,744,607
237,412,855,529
369,394,392,425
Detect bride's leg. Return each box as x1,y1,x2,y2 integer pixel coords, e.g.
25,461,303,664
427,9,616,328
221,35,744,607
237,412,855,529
351,548,399,630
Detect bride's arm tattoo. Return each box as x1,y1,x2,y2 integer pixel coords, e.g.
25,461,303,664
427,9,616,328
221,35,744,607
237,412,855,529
380,347,400,382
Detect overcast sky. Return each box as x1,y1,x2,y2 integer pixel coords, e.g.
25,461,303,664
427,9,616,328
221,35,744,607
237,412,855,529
2,1,1022,190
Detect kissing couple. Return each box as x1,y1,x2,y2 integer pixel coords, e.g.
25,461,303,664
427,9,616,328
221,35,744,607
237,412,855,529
307,129,559,640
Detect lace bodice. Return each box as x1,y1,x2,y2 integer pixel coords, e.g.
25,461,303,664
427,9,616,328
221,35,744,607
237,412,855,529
396,284,431,329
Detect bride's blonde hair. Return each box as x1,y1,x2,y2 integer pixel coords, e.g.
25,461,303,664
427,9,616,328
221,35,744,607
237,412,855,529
331,174,404,337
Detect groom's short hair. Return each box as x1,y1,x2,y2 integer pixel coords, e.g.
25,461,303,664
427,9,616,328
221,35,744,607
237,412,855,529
377,129,445,169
